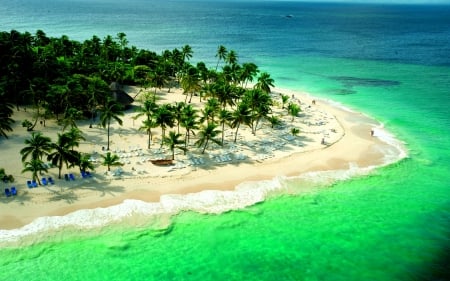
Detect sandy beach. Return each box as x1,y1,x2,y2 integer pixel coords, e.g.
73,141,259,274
0,87,401,231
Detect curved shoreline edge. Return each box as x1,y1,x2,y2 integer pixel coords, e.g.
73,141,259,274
0,88,408,247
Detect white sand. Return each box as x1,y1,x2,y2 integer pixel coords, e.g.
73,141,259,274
0,86,405,231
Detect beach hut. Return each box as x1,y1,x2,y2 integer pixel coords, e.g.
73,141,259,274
109,82,134,109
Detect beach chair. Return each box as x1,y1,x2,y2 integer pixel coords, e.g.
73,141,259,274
69,173,75,181
27,180,33,188
11,187,17,196
31,180,38,188
4,188,11,197
48,177,55,185
64,174,70,181
42,177,48,186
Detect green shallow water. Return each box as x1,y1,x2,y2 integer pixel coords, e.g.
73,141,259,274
1,57,449,281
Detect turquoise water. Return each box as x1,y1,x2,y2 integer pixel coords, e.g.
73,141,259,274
1,1,450,280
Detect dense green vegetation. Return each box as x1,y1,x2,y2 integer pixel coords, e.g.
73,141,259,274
0,29,300,182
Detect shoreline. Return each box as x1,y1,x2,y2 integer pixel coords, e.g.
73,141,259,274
0,87,407,246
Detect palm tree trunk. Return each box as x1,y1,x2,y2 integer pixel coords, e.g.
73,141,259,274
148,130,151,149
202,139,209,154
107,120,110,150
32,171,38,184
184,131,189,154
58,160,63,179
221,122,225,146
234,123,241,143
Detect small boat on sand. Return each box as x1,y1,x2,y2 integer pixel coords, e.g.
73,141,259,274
150,159,174,166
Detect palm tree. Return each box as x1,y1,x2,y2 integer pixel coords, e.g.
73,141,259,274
99,99,124,151
268,115,282,128
197,62,209,86
66,127,85,150
151,66,168,94
22,159,48,185
139,118,158,149
181,44,193,63
212,80,237,109
0,168,14,184
180,66,201,103
230,103,251,143
280,94,290,109
195,123,222,154
163,131,186,160
288,103,301,122
243,89,272,135
180,104,199,152
101,152,123,172
173,102,186,134
76,152,95,173
222,64,241,85
254,72,275,94
215,45,227,71
87,76,109,128
0,99,15,139
135,99,158,148
218,109,232,146
203,98,220,123
154,104,175,146
47,132,79,179
225,50,238,65
239,62,259,88
135,99,158,120
20,132,53,162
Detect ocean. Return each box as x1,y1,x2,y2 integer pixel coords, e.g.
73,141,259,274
1,0,450,280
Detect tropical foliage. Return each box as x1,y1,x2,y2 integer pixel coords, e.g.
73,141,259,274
22,159,48,184
0,168,14,183
101,152,123,172
20,132,52,162
0,29,312,184
163,131,186,160
47,132,80,179
196,123,222,154
99,99,124,151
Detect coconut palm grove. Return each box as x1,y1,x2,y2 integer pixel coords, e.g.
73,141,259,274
0,30,284,184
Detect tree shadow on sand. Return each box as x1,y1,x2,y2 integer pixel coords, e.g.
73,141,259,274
0,189,33,205
47,178,125,203
78,181,125,198
48,190,79,204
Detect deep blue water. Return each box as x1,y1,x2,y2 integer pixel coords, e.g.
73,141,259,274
1,1,450,280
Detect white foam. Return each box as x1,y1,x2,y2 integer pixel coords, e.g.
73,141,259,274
0,177,286,245
372,125,409,164
295,162,374,186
